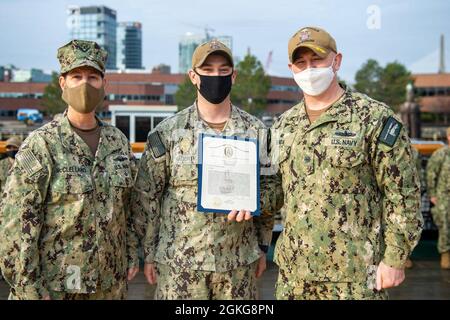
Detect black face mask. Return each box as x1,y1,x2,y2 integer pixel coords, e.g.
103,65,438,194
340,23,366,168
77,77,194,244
195,72,232,104
6,150,18,159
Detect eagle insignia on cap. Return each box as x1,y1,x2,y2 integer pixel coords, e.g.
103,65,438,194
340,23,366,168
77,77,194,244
75,41,91,53
300,29,310,42
210,40,221,50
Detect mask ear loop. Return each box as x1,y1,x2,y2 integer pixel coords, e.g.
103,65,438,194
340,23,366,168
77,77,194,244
192,68,202,92
329,55,338,73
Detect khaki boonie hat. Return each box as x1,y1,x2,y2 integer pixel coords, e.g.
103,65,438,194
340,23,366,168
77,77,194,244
192,39,234,69
57,39,108,74
288,26,337,62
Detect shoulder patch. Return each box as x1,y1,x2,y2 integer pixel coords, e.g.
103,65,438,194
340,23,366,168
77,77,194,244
379,116,402,147
148,131,166,158
16,149,43,176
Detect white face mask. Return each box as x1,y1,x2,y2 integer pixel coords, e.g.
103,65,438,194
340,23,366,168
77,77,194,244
293,57,336,96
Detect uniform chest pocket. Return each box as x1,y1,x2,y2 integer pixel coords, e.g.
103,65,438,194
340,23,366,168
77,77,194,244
47,173,93,203
108,154,133,188
327,147,366,168
110,171,133,188
171,163,197,187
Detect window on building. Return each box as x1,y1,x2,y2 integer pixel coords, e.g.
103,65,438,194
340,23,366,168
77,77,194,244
135,116,151,142
436,87,446,96
116,115,130,139
165,95,174,105
153,117,165,128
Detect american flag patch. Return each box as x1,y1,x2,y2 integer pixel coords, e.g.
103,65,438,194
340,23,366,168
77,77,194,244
16,149,43,176
148,131,166,159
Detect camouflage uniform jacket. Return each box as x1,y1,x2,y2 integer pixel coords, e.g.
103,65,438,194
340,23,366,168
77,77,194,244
0,157,12,194
271,87,423,283
0,113,138,299
131,103,280,272
426,146,450,201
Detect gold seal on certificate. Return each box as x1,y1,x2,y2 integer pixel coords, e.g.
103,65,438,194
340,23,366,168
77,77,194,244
197,133,260,215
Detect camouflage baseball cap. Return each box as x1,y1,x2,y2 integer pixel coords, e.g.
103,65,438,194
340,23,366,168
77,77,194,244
57,40,108,75
6,136,22,148
288,26,337,62
192,39,234,69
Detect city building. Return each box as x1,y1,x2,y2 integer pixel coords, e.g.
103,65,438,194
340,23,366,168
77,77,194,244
0,82,46,118
0,70,301,122
178,32,234,73
110,105,177,142
179,33,204,73
67,5,117,70
413,73,450,138
11,69,52,83
117,22,143,70
152,64,171,74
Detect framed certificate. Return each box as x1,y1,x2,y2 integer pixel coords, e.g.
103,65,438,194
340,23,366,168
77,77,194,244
197,133,260,216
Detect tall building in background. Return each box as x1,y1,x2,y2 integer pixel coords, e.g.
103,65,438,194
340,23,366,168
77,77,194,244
117,22,143,70
178,33,233,73
178,33,204,73
67,5,117,70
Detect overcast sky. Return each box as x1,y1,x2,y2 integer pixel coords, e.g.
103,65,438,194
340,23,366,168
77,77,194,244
1,0,449,82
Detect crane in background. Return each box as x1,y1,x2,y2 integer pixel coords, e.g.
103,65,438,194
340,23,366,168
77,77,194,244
265,50,273,74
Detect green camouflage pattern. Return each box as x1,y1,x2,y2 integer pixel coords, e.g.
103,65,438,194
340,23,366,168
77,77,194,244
275,265,387,300
154,261,258,300
131,104,280,276
0,112,138,299
271,87,423,297
411,147,423,190
9,280,127,300
57,40,108,74
0,157,12,194
426,146,450,253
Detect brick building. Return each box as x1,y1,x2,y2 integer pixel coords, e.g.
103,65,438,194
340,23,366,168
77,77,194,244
0,71,301,120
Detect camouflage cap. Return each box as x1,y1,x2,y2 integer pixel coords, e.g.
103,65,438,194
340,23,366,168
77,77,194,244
288,26,337,62
6,136,22,148
192,39,234,69
57,40,108,75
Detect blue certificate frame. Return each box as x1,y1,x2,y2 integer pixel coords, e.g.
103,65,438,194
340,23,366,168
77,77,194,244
197,133,261,216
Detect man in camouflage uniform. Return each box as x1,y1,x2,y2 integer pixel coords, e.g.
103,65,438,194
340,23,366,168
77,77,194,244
0,40,139,300
0,136,22,194
272,27,423,300
426,127,450,269
131,40,279,300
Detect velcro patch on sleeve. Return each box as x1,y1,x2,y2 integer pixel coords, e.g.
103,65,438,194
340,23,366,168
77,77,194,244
16,149,43,176
379,116,402,147
148,131,166,158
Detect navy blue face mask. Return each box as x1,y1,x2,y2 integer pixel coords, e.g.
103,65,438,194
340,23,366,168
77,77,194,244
6,150,18,159
195,71,233,104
